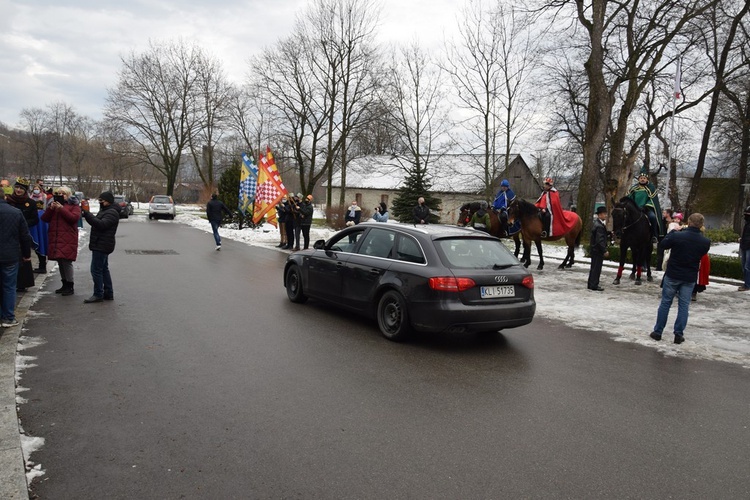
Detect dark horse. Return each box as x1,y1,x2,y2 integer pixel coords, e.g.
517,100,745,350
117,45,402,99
506,198,583,270
611,196,653,285
457,202,521,257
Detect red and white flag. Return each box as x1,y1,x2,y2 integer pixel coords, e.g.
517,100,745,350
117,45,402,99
674,57,682,100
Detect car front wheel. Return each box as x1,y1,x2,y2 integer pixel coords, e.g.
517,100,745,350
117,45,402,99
285,266,307,303
377,290,411,341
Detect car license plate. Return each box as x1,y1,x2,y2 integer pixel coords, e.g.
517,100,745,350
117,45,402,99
480,285,515,298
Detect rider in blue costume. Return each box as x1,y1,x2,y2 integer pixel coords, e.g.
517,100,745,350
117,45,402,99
492,179,515,236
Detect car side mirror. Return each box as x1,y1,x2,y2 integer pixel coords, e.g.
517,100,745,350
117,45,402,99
313,239,326,250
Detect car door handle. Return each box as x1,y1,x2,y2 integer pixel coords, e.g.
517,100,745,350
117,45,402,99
370,268,381,274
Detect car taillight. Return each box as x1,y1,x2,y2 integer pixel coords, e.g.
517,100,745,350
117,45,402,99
521,275,534,289
429,277,476,292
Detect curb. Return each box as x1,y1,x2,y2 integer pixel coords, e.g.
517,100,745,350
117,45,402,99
0,276,48,500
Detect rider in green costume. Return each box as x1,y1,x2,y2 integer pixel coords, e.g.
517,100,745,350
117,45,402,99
627,167,663,243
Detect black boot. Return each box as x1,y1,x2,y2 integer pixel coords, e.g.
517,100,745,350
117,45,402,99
34,254,47,274
61,281,74,296
55,280,68,294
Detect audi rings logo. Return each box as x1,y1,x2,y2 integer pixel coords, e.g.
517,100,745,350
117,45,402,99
494,275,509,283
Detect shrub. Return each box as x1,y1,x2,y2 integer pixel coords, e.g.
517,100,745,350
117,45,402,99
601,245,742,279
705,227,739,243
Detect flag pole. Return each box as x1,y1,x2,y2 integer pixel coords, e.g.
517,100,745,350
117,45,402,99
666,55,681,209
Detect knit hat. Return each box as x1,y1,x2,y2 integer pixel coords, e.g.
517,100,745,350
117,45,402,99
98,191,115,204
673,212,683,220
595,206,607,215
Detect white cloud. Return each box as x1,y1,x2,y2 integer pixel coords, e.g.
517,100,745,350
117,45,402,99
0,0,460,126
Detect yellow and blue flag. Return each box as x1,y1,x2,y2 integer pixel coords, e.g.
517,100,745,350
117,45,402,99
239,152,258,214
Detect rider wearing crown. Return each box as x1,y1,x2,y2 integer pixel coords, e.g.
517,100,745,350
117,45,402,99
492,179,515,236
535,177,577,238
627,167,663,243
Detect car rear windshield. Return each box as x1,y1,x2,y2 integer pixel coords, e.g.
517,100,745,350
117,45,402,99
435,238,520,269
152,196,171,203
114,196,124,202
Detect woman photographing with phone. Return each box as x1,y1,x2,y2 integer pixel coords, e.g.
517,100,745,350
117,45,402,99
41,186,81,296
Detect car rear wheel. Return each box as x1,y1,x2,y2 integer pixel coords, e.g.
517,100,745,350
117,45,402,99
377,290,411,341
285,266,307,303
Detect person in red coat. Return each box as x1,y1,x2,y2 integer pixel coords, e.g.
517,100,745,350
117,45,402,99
534,177,578,238
41,186,81,296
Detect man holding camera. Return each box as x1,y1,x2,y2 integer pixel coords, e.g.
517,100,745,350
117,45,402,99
81,192,120,303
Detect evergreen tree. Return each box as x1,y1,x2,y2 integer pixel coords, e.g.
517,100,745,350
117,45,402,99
217,158,241,211
391,171,442,223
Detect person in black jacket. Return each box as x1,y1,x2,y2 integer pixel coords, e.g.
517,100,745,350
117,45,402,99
650,212,711,344
740,205,750,292
81,191,120,303
206,194,232,250
413,196,430,224
298,195,314,250
587,206,609,291
0,197,33,327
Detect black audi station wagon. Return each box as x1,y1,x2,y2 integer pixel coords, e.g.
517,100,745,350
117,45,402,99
283,222,535,341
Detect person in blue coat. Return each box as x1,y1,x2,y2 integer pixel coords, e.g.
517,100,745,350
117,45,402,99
372,202,389,222
649,213,710,344
492,179,515,236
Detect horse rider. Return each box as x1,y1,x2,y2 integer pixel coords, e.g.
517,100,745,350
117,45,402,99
492,179,515,236
627,167,663,243
468,201,491,233
535,177,561,238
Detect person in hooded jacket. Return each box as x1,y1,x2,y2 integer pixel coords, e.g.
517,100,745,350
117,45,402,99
5,178,38,291
206,194,232,250
81,192,120,303
372,202,389,222
41,186,81,296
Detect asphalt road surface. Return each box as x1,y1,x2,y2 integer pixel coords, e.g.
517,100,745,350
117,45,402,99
18,218,750,499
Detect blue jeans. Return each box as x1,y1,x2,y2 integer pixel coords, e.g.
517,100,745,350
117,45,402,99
1,262,20,322
90,251,113,299
653,275,694,337
210,220,221,246
741,248,750,288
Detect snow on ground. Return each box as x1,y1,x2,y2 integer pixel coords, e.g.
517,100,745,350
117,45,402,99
173,207,749,368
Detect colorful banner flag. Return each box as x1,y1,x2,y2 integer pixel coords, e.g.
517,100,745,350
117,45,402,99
253,146,288,227
239,152,258,214
674,56,682,100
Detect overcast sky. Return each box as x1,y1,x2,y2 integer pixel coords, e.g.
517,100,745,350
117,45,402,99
0,0,459,128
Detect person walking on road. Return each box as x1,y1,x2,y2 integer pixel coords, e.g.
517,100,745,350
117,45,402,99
41,186,80,296
81,192,120,303
649,213,711,344
206,194,232,250
587,206,609,291
739,206,750,292
0,195,33,327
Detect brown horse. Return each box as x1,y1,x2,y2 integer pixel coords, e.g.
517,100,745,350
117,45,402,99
506,198,583,270
457,202,521,257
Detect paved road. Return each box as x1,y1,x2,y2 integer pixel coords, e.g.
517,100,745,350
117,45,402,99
13,218,750,498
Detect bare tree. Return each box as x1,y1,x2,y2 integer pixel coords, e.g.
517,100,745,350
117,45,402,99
250,0,381,203
186,52,234,194
384,40,453,193
105,39,206,196
684,0,750,213
17,107,54,180
536,0,721,234
444,0,540,199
